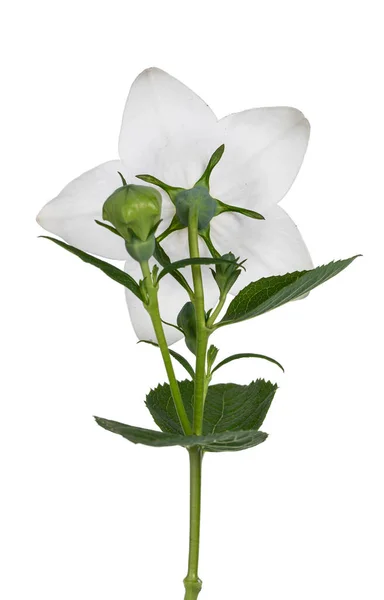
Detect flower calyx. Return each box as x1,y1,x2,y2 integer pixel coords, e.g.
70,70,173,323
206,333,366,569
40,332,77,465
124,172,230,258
136,144,264,245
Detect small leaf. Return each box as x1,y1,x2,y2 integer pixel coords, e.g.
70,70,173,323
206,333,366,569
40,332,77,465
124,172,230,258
153,241,193,296
219,256,360,326
139,340,195,379
40,236,142,299
211,353,284,375
157,256,242,282
95,417,268,452
207,345,220,372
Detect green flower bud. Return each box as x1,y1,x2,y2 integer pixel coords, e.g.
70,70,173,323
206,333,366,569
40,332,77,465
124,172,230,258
102,184,162,243
211,252,243,295
175,187,217,230
177,302,197,355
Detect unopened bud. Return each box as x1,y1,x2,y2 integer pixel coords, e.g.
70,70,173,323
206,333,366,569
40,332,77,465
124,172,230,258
103,184,162,243
212,252,243,295
177,302,197,355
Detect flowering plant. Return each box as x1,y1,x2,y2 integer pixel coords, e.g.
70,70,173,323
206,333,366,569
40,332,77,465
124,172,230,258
37,68,358,599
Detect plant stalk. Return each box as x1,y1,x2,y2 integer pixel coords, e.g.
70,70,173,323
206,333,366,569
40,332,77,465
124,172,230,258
140,260,192,435
188,209,209,436
184,447,203,600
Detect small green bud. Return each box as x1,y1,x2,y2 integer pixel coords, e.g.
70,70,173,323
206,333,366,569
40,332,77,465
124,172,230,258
177,302,197,355
211,252,243,295
102,184,162,243
175,186,217,230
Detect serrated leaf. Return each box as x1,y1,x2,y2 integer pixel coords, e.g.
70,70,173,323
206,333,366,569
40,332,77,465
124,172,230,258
157,256,241,282
211,353,284,374
219,256,360,326
145,379,277,452
95,417,267,452
40,236,142,300
139,340,195,379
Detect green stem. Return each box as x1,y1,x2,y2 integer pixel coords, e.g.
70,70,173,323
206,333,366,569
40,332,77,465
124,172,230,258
184,447,203,600
140,261,192,435
188,210,209,436
206,292,228,328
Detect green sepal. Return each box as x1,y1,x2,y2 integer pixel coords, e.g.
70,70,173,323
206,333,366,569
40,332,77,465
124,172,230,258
135,174,183,203
117,171,127,186
157,256,242,282
95,417,267,452
39,236,142,300
146,379,277,452
95,220,123,237
216,200,265,220
211,353,284,375
194,144,225,189
219,256,361,326
138,340,195,379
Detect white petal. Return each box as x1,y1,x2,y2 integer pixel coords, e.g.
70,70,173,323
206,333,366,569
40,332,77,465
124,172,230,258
210,107,310,212
124,230,220,346
119,67,220,189
211,205,313,293
37,161,129,259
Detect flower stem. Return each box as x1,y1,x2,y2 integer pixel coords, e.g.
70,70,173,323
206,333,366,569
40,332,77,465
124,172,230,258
182,208,209,599
183,447,203,600
188,209,209,436
206,292,227,328
140,261,192,435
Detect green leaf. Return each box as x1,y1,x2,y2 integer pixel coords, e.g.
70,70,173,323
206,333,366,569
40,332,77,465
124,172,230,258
146,379,277,452
219,256,360,326
40,236,143,299
157,256,242,282
139,340,195,379
95,417,267,452
211,353,284,374
153,241,193,295
207,344,219,372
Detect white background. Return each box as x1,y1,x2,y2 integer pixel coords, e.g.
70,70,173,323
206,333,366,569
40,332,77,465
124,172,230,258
1,1,383,599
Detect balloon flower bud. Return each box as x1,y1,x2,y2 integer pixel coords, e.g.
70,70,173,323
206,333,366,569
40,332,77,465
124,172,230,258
211,252,243,295
177,302,197,355
102,184,162,262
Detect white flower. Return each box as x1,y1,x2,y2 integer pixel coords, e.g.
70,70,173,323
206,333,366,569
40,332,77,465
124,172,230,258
37,67,312,344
